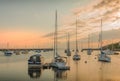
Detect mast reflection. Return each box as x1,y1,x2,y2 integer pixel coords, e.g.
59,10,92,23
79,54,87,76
53,68,68,81
28,67,42,79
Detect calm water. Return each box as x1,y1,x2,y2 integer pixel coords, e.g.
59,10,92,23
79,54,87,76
0,50,120,81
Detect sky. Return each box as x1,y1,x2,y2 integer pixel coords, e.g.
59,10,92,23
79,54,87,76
0,0,120,49
0,0,94,48
45,0,120,49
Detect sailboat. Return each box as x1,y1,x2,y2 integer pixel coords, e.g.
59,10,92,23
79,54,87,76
103,28,115,55
65,33,71,56
4,42,12,56
87,34,92,55
4,51,12,56
73,19,80,60
50,10,70,70
103,48,114,55
98,19,111,62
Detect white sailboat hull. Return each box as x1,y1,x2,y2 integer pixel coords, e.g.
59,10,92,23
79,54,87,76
98,52,111,62
51,62,69,70
73,54,80,60
4,51,12,56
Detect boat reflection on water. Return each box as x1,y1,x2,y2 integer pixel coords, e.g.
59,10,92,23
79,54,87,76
53,68,67,81
52,57,70,81
74,61,79,81
28,54,43,79
28,67,42,79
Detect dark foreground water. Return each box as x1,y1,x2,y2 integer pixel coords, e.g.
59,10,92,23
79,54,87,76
0,50,120,81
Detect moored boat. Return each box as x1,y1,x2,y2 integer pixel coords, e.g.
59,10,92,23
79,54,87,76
28,54,44,68
4,50,12,56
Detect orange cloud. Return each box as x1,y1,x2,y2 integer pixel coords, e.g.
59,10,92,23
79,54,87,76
44,0,120,49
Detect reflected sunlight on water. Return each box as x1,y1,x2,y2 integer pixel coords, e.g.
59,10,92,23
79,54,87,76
0,50,120,81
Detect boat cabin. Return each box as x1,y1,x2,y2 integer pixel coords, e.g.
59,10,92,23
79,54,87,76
28,54,44,65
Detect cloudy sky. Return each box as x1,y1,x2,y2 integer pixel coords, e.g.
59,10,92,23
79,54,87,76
0,0,120,48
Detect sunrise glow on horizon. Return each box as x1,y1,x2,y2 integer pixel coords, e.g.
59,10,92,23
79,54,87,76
0,0,120,48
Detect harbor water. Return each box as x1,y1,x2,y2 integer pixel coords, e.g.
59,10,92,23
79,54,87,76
0,50,120,81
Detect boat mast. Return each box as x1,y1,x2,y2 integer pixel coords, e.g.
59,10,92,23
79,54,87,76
100,19,103,51
7,42,9,51
98,32,100,50
68,33,70,50
55,10,58,57
54,20,55,58
111,28,114,51
88,34,90,49
76,19,78,53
